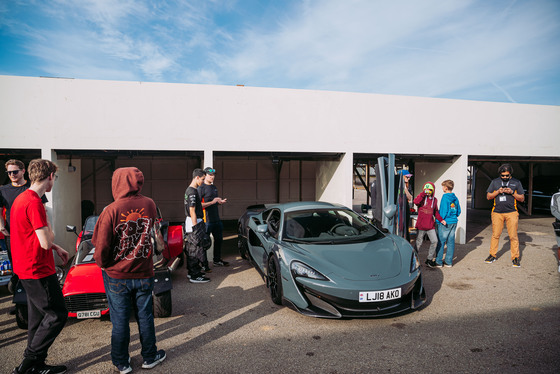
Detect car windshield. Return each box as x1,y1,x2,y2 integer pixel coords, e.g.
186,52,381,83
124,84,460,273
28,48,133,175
75,240,96,265
283,208,383,244
82,215,99,239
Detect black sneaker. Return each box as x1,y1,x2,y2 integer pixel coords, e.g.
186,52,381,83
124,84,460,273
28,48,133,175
114,357,131,374
202,266,212,273
142,349,166,369
435,262,443,268
29,364,67,374
485,255,497,263
115,363,132,374
187,272,205,279
213,260,229,267
425,259,436,268
512,258,521,267
189,275,210,283
443,262,452,268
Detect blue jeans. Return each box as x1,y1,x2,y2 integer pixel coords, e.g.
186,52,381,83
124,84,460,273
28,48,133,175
102,272,158,367
435,223,457,265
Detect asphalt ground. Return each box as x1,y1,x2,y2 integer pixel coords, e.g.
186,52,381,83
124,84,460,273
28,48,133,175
1,208,559,374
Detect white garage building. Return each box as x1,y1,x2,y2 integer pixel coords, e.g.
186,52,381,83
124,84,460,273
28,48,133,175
1,75,559,256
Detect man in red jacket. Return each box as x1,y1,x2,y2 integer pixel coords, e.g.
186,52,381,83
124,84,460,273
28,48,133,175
93,167,166,374
414,182,446,267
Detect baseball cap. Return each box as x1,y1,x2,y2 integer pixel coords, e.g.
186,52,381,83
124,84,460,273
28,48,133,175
204,167,216,175
398,170,412,177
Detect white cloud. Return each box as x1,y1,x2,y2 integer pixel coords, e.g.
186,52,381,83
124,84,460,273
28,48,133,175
1,0,558,104
216,0,560,103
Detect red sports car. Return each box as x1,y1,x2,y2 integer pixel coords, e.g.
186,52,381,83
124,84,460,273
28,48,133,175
14,214,184,328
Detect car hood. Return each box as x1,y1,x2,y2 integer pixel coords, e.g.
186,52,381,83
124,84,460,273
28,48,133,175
291,236,402,281
62,263,105,295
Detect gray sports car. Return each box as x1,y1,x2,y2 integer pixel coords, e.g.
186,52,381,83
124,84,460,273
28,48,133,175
237,201,426,318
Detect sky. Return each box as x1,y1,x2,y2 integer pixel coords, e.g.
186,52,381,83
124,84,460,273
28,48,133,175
0,0,559,106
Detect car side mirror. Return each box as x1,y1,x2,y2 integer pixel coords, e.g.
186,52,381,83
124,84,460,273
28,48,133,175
66,225,78,237
256,224,268,234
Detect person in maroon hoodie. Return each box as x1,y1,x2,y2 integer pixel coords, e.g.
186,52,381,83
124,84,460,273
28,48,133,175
93,167,166,374
413,182,446,267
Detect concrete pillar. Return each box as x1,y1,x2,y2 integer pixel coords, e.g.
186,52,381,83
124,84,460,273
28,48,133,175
41,149,82,260
414,154,468,244
203,149,214,169
316,152,353,208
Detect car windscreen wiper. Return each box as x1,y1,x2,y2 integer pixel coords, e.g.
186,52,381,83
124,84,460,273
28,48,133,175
283,237,309,244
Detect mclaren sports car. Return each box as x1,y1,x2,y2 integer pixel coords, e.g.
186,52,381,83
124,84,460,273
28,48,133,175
237,201,426,318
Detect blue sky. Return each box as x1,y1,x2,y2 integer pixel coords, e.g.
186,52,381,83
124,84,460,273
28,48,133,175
1,0,559,105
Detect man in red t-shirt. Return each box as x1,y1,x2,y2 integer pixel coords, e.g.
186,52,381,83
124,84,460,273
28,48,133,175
10,159,69,374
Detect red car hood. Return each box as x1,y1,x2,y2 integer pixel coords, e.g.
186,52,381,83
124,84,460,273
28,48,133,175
62,263,105,296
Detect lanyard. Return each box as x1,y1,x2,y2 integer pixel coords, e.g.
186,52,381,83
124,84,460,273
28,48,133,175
501,180,510,195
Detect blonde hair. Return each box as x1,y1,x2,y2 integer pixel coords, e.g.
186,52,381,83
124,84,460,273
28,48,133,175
28,159,58,183
5,159,25,170
442,179,454,191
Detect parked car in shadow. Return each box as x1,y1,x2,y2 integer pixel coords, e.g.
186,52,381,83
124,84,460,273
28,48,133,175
521,176,560,213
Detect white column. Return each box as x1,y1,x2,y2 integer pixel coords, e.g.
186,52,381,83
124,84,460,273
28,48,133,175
415,154,468,244
40,149,82,260
203,149,214,169
315,152,353,208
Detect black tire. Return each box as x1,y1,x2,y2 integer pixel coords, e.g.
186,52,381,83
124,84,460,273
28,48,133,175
177,252,185,268
267,255,283,305
238,235,248,260
7,276,16,295
15,304,28,330
153,290,172,318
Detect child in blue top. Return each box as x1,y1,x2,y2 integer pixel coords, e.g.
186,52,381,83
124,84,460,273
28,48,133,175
435,180,461,267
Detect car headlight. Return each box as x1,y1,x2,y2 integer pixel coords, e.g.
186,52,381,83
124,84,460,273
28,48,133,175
291,261,328,280
410,250,420,273
56,266,65,283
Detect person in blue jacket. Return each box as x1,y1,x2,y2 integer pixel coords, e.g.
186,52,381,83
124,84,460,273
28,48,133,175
434,180,461,267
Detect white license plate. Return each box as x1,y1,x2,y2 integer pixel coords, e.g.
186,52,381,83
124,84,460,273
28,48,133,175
359,288,401,303
77,310,101,319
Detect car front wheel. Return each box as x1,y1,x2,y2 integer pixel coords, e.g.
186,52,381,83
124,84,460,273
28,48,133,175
238,235,248,260
267,255,283,305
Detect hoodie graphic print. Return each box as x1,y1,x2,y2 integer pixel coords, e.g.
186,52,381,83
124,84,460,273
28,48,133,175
93,167,157,279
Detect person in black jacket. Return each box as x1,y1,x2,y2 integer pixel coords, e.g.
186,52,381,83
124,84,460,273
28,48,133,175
184,168,211,284
199,167,229,267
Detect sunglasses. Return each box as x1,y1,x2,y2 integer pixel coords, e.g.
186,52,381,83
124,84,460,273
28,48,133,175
6,170,22,176
206,169,216,174
500,173,511,177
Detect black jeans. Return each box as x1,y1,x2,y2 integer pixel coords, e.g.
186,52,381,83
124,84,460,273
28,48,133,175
206,221,223,262
20,274,68,363
185,233,204,276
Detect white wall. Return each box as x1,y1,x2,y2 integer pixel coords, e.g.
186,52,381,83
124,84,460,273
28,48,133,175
415,155,468,244
41,149,82,260
1,76,558,156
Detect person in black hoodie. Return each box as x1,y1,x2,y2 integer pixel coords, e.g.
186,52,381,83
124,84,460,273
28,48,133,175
93,167,166,374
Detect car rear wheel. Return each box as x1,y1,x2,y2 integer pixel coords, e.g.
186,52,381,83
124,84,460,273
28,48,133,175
15,304,28,330
267,255,283,305
153,290,172,318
